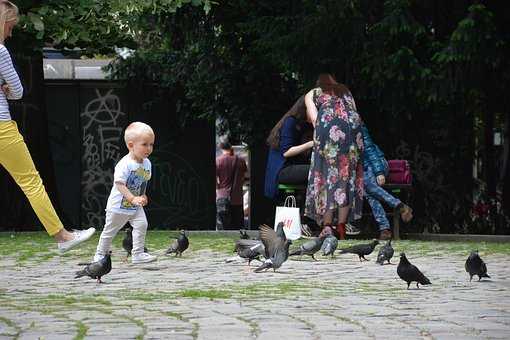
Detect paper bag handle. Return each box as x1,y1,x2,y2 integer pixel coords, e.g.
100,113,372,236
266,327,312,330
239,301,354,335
284,195,297,207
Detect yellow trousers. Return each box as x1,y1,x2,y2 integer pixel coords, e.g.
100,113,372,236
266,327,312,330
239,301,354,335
0,120,63,236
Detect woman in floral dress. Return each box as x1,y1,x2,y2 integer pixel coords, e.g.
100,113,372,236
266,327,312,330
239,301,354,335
304,74,364,238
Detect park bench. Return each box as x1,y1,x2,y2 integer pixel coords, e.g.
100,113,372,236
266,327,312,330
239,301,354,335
277,182,412,240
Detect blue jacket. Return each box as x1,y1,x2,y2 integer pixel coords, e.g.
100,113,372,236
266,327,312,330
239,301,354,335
361,124,386,176
264,116,302,199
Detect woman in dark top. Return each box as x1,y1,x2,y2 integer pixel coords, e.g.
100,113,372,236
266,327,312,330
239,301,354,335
264,96,314,199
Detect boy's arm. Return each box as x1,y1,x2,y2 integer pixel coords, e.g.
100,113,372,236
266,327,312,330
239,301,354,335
115,182,146,206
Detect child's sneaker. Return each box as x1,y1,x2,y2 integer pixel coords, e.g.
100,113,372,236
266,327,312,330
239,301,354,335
58,228,96,254
93,253,105,263
132,252,157,264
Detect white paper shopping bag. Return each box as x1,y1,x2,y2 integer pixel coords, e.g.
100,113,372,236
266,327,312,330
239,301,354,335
274,195,302,240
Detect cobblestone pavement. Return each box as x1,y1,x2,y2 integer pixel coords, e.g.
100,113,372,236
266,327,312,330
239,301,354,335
0,235,509,339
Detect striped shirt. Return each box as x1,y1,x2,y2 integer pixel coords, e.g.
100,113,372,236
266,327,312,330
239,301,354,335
0,44,23,121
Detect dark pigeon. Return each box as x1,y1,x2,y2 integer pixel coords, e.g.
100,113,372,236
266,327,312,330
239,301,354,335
289,236,325,260
465,250,490,282
321,235,338,257
376,240,394,265
339,239,379,262
239,229,250,239
165,230,189,256
122,225,148,257
254,224,291,272
234,239,266,265
75,252,112,283
397,253,432,289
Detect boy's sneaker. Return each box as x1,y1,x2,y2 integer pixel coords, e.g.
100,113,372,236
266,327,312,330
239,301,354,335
58,228,96,254
345,223,361,235
132,252,157,264
93,253,105,262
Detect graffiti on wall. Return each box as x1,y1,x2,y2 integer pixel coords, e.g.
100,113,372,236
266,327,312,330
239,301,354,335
81,89,126,227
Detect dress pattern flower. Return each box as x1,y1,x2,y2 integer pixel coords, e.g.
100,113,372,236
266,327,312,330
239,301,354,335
305,88,364,225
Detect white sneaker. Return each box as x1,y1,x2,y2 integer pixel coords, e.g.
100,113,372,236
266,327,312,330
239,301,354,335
132,252,157,264
345,223,361,235
93,253,105,262
57,228,96,254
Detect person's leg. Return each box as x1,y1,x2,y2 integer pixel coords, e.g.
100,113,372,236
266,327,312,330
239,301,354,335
364,167,401,208
130,208,156,263
216,198,230,230
130,208,149,256
0,121,94,247
95,211,130,256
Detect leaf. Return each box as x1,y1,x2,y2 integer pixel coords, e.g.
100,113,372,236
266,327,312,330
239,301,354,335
28,12,45,32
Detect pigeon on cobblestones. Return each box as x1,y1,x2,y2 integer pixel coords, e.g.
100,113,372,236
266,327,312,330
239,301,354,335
239,229,250,239
122,225,148,257
397,253,431,289
376,240,394,265
321,235,338,257
165,230,189,256
75,251,112,283
465,250,490,282
234,239,266,265
254,224,291,272
339,240,379,262
289,236,325,260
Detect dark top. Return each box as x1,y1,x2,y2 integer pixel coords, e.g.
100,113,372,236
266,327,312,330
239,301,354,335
264,116,309,199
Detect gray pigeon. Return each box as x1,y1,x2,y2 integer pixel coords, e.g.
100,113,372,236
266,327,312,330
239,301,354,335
321,235,338,257
339,239,379,262
397,253,431,289
254,224,291,272
376,239,394,265
122,225,148,257
165,230,189,256
234,239,266,265
75,252,112,283
289,236,325,260
465,250,490,282
239,229,250,239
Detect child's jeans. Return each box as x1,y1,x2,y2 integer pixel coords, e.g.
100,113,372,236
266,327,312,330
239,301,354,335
96,208,148,256
364,165,401,231
0,120,64,236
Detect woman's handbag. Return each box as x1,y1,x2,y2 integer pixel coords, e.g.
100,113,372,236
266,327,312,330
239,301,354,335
274,195,302,240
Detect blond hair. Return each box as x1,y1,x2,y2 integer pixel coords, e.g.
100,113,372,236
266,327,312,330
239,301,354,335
124,122,154,144
0,1,19,44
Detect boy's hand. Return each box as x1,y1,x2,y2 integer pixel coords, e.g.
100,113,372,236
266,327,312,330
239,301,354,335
140,194,148,206
131,196,146,206
376,174,386,186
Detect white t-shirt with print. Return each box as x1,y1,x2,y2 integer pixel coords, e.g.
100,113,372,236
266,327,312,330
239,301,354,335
106,155,152,215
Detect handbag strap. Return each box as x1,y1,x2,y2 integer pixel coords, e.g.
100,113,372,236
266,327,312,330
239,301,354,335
284,195,297,207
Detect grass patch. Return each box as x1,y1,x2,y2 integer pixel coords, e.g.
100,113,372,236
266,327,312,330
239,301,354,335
178,288,232,300
73,321,88,340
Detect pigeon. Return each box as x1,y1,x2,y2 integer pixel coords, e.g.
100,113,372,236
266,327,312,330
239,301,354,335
321,235,338,257
289,236,325,260
338,239,379,262
122,225,148,257
75,251,112,283
234,239,266,265
165,230,189,256
254,224,291,272
397,253,432,289
376,239,394,265
239,229,250,239
465,250,490,282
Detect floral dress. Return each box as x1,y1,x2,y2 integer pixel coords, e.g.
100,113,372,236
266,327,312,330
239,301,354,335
305,88,364,225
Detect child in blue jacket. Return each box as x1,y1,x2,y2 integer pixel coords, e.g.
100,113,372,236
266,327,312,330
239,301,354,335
361,125,413,240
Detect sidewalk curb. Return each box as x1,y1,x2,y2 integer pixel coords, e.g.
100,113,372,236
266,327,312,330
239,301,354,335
402,233,510,243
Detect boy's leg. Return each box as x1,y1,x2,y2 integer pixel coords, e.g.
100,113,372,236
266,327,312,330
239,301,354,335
364,166,401,209
130,208,148,256
96,211,130,255
0,121,64,236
